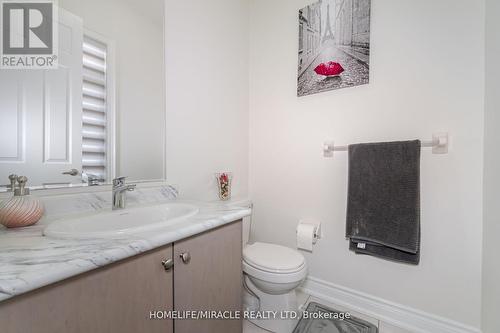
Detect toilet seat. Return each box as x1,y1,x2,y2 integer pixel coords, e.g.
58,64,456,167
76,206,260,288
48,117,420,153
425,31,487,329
243,242,307,284
244,242,305,273
243,260,307,284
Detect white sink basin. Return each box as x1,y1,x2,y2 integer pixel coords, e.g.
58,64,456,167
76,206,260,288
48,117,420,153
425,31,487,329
43,203,199,239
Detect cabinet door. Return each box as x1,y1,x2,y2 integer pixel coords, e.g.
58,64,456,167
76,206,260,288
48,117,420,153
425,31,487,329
0,245,174,333
174,220,243,333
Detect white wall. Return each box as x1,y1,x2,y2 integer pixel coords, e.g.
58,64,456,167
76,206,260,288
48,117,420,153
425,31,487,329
164,0,249,200
60,0,166,182
482,0,500,331
249,0,485,328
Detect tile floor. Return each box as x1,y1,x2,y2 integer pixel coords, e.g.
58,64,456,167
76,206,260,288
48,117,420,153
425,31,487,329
242,291,414,333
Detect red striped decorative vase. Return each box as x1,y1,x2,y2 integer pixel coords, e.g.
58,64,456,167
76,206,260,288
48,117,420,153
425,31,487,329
0,195,44,228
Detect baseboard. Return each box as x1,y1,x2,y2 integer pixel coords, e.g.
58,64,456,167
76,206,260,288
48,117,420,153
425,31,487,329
299,277,481,333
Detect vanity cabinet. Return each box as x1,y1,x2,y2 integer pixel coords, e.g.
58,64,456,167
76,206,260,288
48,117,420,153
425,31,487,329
174,219,242,333
0,244,174,333
0,220,242,333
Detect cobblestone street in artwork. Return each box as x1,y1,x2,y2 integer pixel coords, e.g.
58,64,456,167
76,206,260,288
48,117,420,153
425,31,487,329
297,44,369,97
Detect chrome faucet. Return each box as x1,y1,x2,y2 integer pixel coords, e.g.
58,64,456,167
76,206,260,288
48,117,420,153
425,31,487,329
112,177,136,210
84,173,105,186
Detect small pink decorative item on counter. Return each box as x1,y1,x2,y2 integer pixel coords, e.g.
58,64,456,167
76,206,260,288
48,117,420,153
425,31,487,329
215,172,232,201
0,176,44,228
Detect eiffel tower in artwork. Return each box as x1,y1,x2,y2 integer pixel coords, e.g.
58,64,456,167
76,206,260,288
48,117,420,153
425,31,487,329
322,4,335,43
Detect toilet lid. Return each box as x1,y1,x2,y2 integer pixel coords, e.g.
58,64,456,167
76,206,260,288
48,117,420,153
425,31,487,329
243,242,305,273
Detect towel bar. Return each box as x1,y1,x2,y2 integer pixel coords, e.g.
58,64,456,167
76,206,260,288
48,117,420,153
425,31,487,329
323,132,449,157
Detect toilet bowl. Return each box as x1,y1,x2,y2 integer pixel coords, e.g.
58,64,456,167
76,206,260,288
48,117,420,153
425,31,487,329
243,242,308,333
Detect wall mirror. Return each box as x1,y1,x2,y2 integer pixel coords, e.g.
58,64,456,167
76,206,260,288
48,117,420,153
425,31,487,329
0,0,165,191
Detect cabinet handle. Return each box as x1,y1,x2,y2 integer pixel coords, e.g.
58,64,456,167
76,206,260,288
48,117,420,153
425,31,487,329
161,258,174,271
180,252,191,264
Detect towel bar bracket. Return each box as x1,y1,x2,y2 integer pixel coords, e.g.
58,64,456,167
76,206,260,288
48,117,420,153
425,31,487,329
323,132,449,158
429,132,449,154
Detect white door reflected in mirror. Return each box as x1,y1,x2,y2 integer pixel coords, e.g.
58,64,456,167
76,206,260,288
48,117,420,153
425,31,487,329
0,9,83,187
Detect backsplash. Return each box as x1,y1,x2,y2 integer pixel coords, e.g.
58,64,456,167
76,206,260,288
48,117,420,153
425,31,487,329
8,185,179,223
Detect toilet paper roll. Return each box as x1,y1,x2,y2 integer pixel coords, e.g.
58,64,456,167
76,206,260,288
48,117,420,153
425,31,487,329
297,223,316,252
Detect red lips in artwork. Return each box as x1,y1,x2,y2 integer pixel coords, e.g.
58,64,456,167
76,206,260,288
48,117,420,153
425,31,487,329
314,61,345,76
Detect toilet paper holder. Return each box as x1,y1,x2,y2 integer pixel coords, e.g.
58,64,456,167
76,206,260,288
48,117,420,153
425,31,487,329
298,219,322,242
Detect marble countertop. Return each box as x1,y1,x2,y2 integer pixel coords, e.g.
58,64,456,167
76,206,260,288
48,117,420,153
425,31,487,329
0,187,251,303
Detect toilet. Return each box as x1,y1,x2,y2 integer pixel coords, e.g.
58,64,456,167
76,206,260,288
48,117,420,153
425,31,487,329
242,218,308,333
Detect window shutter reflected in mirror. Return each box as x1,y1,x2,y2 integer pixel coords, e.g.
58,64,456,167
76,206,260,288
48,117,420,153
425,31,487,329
82,36,108,181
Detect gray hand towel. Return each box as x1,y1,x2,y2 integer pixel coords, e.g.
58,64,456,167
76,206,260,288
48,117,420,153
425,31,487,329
346,140,421,265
